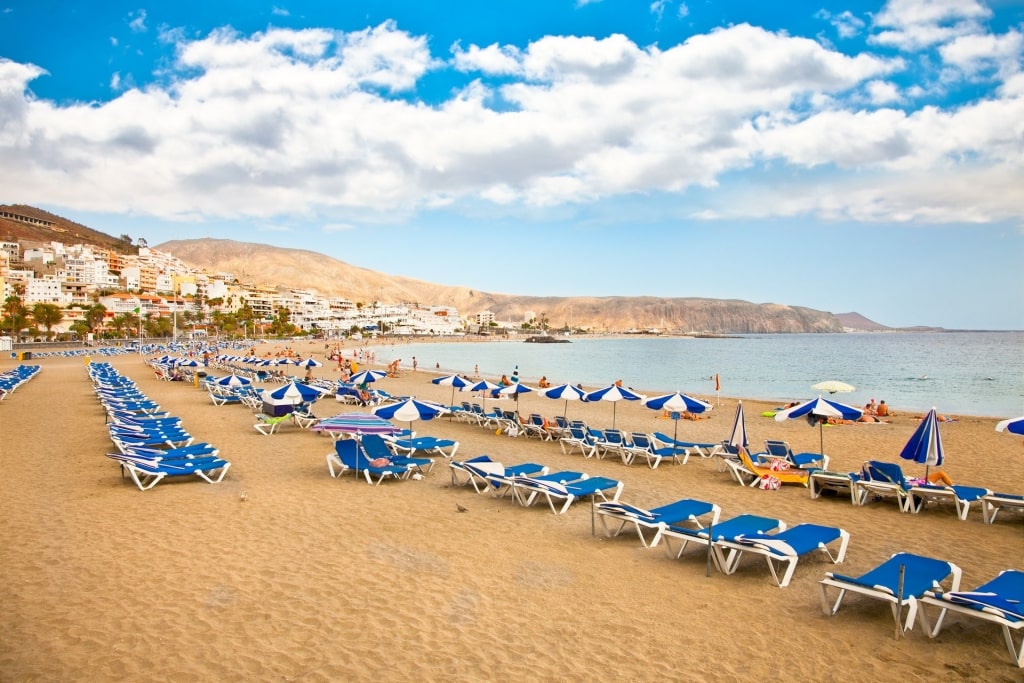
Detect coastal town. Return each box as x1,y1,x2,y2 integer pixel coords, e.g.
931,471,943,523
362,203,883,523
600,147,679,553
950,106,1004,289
1,212,483,343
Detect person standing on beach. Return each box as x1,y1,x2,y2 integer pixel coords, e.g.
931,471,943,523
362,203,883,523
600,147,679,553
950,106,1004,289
412,356,418,372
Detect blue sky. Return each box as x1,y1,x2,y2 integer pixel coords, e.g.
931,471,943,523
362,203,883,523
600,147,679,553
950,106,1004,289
1,1,1022,329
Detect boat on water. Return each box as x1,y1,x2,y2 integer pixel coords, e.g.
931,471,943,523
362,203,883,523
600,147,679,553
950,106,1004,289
524,335,571,344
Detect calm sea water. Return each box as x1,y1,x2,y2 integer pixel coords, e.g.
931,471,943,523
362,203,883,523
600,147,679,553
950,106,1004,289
382,332,1024,418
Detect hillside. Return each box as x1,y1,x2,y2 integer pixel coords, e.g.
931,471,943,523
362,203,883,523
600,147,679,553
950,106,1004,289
835,312,891,331
0,204,136,254
157,238,847,334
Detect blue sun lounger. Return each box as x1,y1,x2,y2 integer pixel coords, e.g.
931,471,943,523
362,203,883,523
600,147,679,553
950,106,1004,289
448,455,548,495
712,523,850,587
511,471,623,514
919,569,1024,668
660,513,786,562
326,439,411,485
819,552,962,633
597,498,721,548
106,452,231,491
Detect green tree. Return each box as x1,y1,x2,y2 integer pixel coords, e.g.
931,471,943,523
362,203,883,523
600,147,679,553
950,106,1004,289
31,302,64,340
2,294,29,339
84,303,107,334
70,320,90,340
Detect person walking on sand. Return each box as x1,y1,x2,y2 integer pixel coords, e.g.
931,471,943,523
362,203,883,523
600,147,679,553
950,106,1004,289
412,357,418,372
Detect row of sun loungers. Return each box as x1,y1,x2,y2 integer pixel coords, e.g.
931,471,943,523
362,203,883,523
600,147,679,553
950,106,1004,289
807,459,1024,523
0,363,41,400
89,362,231,491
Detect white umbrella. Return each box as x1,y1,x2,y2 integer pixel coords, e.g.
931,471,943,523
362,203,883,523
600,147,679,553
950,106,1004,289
812,380,856,395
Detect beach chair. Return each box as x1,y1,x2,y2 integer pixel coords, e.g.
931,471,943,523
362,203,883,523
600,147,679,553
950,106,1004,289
621,432,676,469
361,433,434,475
819,552,963,633
652,432,723,460
106,452,231,491
981,492,1024,524
511,471,623,514
597,498,721,548
853,460,913,510
809,470,861,504
711,523,850,588
449,455,549,495
724,448,810,488
385,435,460,460
761,439,829,470
918,569,1024,668
326,439,411,485
660,513,786,562
594,428,628,460
906,483,991,520
527,414,555,441
560,426,599,458
290,404,319,429
254,413,291,436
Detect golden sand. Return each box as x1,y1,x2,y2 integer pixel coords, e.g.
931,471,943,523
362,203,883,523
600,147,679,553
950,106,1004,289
1,340,1022,682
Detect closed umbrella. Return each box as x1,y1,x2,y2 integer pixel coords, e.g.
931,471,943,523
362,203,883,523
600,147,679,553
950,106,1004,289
728,401,749,449
900,407,944,481
774,396,862,456
584,384,645,428
540,383,586,418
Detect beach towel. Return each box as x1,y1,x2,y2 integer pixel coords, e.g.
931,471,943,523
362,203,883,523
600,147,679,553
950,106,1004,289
759,474,781,490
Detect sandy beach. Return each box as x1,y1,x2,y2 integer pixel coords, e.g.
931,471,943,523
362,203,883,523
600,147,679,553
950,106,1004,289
1,341,1022,682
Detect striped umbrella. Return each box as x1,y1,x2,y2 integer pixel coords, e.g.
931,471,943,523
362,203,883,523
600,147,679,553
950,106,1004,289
350,370,388,385
540,383,586,418
213,374,251,387
643,391,713,451
432,374,474,411
995,416,1024,435
311,412,399,437
900,407,944,480
774,395,862,456
728,401,749,449
585,384,645,428
372,398,449,430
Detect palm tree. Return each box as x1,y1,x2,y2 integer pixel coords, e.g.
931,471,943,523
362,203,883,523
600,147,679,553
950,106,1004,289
3,294,29,340
84,303,107,335
31,302,64,340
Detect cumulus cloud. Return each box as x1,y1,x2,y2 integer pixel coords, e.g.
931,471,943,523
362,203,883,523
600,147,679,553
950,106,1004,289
940,29,1023,79
127,9,147,33
871,0,991,50
0,20,1020,226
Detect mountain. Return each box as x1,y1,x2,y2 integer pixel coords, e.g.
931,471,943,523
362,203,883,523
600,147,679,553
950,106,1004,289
834,312,891,331
0,204,137,254
157,238,845,334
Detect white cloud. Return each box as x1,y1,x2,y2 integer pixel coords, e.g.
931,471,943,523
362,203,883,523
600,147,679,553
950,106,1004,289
866,79,902,104
678,3,689,19
870,0,991,50
940,29,1023,79
0,21,1019,227
451,42,522,75
272,6,290,17
127,9,147,33
322,222,355,233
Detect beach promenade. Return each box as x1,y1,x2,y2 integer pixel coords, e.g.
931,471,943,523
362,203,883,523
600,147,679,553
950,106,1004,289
1,343,1022,681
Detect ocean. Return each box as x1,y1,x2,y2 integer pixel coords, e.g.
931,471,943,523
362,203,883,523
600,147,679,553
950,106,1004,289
378,332,1024,418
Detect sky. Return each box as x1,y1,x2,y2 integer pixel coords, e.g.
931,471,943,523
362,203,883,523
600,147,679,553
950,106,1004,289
1,1,1022,330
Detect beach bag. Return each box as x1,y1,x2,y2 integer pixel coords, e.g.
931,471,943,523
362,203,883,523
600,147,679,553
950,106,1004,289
769,459,791,472
758,474,781,490
506,425,520,438
369,457,390,468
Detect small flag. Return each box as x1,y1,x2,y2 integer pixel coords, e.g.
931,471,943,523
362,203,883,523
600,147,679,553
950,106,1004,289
715,373,720,392
133,307,140,314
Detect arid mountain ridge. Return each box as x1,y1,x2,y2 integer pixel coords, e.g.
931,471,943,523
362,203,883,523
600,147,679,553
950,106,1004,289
158,238,857,334
0,203,882,333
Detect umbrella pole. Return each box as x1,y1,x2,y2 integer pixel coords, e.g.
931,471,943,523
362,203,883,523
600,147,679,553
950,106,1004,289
819,421,825,456
612,402,617,429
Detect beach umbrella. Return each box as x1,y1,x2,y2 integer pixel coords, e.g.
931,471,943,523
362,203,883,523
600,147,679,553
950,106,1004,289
995,416,1024,435
540,383,586,418
432,373,474,410
774,395,862,456
176,358,201,368
261,380,327,406
466,379,501,411
728,401,749,449
213,374,251,388
643,391,713,453
372,398,449,430
811,380,856,395
900,407,944,481
350,369,388,385
296,357,323,369
499,382,534,413
584,384,645,428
